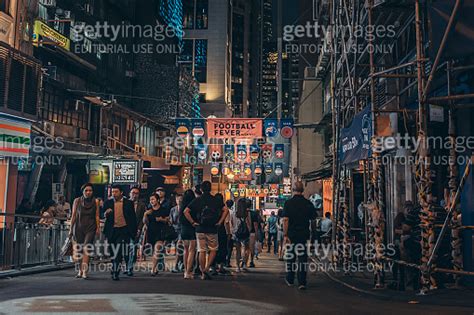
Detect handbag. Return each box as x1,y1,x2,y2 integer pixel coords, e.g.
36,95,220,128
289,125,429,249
60,236,73,257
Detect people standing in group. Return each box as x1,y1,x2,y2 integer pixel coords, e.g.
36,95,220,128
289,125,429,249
56,195,71,220
225,200,235,267
170,194,184,273
231,198,251,273
144,193,171,276
213,193,230,275
282,181,316,290
69,183,100,279
39,200,56,226
179,189,197,279
103,185,137,281
247,199,259,268
129,186,147,271
156,187,171,211
183,181,227,280
267,211,279,255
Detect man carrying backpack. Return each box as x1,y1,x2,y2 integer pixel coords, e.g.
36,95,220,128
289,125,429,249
183,181,227,280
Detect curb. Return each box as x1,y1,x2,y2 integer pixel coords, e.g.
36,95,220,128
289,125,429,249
0,263,75,279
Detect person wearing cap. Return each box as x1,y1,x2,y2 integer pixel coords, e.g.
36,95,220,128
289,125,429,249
282,181,316,290
156,187,171,211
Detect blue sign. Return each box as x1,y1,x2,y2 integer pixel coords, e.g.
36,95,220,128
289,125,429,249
264,119,279,137
340,106,372,165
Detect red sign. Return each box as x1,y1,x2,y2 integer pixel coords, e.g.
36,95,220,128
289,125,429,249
207,119,263,139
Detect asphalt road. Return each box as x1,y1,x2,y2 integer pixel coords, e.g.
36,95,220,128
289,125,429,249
0,254,471,314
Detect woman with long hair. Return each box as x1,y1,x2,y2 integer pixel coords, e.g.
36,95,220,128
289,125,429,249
179,189,197,279
69,183,100,279
144,193,170,276
231,198,252,273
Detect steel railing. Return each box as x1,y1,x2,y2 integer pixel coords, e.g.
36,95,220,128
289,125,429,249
0,213,106,271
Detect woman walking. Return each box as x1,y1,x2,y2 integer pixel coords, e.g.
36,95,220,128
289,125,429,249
144,193,171,276
231,198,252,273
179,189,197,279
69,183,100,279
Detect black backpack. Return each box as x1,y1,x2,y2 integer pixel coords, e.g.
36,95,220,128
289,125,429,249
199,205,219,226
236,218,250,240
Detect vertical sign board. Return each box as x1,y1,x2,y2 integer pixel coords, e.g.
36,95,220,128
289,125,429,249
112,160,140,185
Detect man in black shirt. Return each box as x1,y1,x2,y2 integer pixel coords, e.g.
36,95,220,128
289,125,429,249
282,181,316,290
184,181,227,280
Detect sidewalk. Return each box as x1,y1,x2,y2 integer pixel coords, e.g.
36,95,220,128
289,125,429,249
310,256,474,308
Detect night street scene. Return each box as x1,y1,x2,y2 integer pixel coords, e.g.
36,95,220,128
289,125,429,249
0,0,474,314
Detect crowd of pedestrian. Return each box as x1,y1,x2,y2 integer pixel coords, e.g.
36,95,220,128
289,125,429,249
62,179,317,291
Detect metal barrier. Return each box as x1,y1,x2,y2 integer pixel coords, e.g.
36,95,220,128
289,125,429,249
0,213,106,271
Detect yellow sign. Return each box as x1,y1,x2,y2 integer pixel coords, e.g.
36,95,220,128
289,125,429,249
33,20,70,51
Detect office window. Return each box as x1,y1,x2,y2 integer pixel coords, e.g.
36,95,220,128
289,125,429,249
183,0,194,29
194,39,207,83
195,0,208,29
182,0,208,30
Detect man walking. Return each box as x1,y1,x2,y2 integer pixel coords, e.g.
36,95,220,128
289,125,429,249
128,186,147,274
103,185,137,280
267,211,278,254
282,181,316,290
184,181,227,280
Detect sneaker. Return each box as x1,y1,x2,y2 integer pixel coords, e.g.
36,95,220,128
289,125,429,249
285,279,294,287
127,270,134,277
249,262,255,268
298,285,307,290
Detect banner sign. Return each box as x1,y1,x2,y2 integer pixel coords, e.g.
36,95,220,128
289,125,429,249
222,163,231,175
207,118,263,138
224,144,235,161
280,118,294,138
236,144,247,161
33,20,71,51
250,144,260,160
261,144,273,160
340,106,372,165
210,163,220,176
264,119,279,137
254,163,263,176
244,163,252,176
209,141,223,161
112,160,139,184
176,118,190,138
274,144,284,159
274,163,283,176
265,163,273,175
191,119,206,138
195,144,207,161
